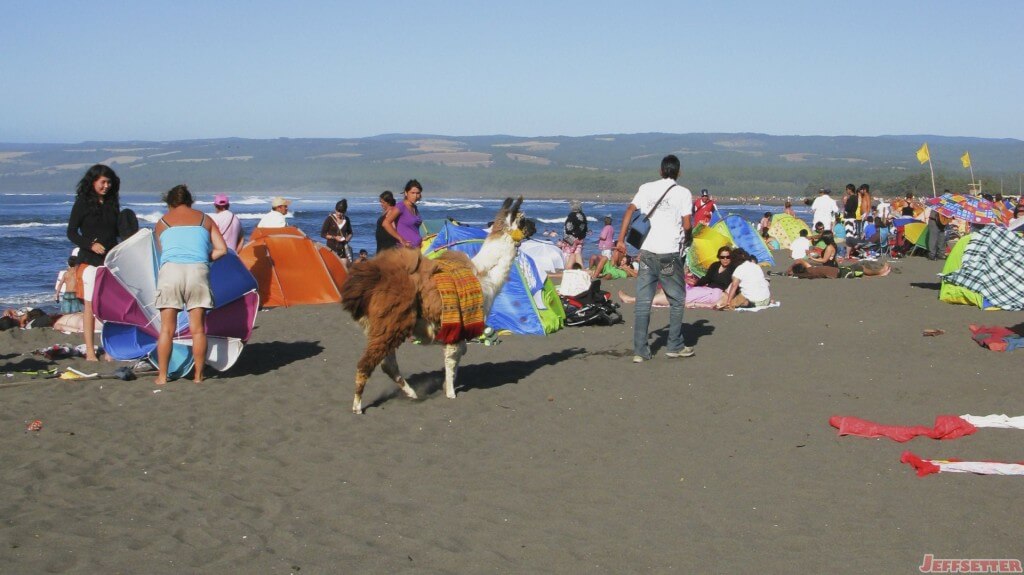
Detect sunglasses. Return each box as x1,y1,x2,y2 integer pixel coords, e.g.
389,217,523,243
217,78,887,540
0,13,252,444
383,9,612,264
718,254,731,259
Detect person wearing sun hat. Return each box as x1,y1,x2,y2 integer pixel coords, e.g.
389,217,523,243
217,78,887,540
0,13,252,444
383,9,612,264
258,196,290,229
208,193,244,251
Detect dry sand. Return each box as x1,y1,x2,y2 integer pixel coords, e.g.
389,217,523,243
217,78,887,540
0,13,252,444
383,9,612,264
2,254,1023,573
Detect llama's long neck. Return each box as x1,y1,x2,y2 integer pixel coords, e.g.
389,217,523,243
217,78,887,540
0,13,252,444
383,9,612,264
471,235,518,312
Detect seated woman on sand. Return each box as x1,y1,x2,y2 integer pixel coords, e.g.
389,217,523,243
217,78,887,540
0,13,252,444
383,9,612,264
717,248,772,309
618,247,737,310
787,231,891,278
590,249,638,280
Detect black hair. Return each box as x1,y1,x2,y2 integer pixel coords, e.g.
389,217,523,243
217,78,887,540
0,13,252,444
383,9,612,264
717,246,733,258
163,184,193,208
75,164,121,212
846,184,856,192
660,155,680,180
68,256,78,267
819,230,836,247
404,179,422,193
858,184,870,192
799,229,808,237
379,190,396,206
335,199,348,213
358,249,368,256
763,212,772,218
520,218,537,239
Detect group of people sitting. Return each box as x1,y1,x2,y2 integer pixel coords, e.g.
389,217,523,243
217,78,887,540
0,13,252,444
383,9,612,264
786,227,891,279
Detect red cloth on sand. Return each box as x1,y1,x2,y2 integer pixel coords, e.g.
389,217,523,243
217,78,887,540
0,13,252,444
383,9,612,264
829,415,977,442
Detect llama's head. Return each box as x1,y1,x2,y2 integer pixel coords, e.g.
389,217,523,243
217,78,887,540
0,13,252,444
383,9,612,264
489,197,534,244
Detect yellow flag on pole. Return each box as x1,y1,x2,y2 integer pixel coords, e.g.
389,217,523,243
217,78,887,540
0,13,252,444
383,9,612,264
961,151,971,168
916,143,930,164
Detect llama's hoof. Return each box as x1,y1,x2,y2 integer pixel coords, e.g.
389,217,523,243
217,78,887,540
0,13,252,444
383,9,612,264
401,383,418,400
445,391,457,399
352,397,363,414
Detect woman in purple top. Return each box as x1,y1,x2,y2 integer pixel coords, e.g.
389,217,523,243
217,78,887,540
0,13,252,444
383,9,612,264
382,179,424,248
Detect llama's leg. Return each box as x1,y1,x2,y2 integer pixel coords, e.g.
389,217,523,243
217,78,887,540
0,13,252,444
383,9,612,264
353,340,394,414
442,341,467,399
381,352,418,400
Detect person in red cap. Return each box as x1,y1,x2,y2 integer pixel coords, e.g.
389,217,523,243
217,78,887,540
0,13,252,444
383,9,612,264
208,193,244,251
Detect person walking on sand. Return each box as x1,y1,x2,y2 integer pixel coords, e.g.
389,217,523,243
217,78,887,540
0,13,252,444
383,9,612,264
321,199,353,266
811,188,839,229
153,185,228,384
614,154,694,363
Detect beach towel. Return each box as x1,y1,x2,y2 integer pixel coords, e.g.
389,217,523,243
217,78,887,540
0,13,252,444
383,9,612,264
734,301,781,312
942,226,1024,310
969,324,1024,351
433,258,485,344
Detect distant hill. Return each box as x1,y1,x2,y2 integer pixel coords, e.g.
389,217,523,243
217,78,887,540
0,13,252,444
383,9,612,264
2,133,1021,199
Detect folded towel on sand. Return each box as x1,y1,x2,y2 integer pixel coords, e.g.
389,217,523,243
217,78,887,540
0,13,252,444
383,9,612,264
735,301,781,312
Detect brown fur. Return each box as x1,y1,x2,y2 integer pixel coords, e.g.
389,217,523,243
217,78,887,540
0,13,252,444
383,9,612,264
341,249,476,376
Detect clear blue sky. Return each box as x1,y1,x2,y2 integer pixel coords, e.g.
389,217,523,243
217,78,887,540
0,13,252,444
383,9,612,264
3,0,1022,143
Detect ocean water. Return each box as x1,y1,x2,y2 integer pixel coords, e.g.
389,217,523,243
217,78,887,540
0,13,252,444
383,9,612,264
0,191,811,309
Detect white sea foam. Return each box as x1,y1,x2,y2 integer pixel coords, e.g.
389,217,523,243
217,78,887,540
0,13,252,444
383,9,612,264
0,222,65,229
0,292,53,307
236,212,294,220
419,200,484,210
231,197,270,205
1,193,44,196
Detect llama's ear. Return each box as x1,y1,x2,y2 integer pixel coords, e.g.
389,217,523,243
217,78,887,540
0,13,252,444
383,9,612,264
500,197,514,212
511,197,523,220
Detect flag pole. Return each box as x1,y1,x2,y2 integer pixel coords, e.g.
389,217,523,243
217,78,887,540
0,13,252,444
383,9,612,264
928,157,937,198
969,163,975,187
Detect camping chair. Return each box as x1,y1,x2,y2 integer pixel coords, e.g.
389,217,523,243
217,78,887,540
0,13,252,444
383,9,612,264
877,226,891,257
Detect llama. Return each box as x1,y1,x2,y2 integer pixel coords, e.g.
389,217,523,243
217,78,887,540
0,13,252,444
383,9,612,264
340,197,531,414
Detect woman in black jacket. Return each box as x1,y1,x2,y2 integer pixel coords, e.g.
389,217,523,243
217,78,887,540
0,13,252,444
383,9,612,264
66,164,121,361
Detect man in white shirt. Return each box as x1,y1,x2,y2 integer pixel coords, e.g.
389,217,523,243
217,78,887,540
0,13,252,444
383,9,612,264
789,229,811,260
615,154,693,363
257,197,290,228
810,188,839,229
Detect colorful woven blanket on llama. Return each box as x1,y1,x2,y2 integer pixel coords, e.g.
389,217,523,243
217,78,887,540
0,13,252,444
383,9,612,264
433,259,485,344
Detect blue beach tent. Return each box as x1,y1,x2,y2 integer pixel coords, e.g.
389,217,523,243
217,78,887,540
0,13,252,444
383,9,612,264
423,222,565,335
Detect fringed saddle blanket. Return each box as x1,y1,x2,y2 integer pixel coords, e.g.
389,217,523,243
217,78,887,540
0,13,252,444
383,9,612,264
433,259,485,344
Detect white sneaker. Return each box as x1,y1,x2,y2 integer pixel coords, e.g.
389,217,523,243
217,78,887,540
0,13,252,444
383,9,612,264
632,355,646,363
665,346,695,358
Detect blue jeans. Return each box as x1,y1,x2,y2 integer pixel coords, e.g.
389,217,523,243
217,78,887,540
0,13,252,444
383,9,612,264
633,250,687,358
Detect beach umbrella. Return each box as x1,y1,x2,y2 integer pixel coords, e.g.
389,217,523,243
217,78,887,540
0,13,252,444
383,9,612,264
93,229,260,379
1008,216,1024,233
925,193,1009,226
901,221,930,252
686,224,732,276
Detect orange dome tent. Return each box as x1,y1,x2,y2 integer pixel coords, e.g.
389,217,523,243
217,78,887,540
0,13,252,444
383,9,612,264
238,227,347,307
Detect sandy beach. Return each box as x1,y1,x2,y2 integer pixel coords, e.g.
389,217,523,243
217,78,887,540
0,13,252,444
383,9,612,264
2,253,1023,573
